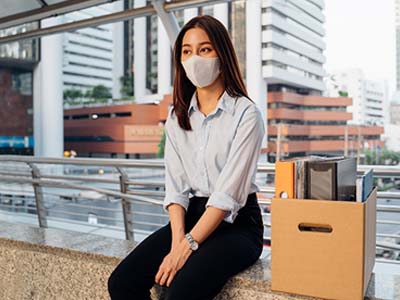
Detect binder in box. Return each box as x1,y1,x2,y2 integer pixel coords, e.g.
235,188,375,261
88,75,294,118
271,187,377,300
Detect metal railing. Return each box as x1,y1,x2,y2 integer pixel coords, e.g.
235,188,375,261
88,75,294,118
0,155,400,263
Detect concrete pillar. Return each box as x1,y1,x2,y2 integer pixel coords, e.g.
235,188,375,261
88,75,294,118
33,16,64,157
112,1,124,99
213,3,228,29
134,0,147,98
33,62,42,156
152,0,179,96
157,18,172,96
246,0,267,155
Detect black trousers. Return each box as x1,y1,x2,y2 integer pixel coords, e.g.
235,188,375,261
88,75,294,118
107,192,264,300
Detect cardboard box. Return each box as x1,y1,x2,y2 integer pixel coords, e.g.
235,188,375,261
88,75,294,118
271,187,377,300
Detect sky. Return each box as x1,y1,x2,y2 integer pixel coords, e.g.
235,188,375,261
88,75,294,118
324,0,396,94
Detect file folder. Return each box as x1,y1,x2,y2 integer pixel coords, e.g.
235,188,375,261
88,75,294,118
306,157,357,201
275,160,295,199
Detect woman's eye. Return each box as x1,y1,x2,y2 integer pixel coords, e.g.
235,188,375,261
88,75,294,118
201,48,212,53
182,49,191,55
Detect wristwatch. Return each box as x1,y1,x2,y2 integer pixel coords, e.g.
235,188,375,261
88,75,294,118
185,233,199,251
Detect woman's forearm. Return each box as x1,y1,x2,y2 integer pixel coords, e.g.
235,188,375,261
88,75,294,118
189,206,227,244
167,203,186,248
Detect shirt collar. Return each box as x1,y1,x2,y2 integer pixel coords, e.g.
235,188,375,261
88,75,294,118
188,90,235,116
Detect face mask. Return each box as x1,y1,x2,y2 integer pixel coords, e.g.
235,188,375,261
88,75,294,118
181,55,221,88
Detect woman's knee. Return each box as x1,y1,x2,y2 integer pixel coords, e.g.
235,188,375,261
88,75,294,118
108,268,147,300
163,273,217,300
107,265,135,297
107,269,120,298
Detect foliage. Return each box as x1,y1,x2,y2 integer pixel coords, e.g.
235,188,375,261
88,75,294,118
157,128,166,158
91,85,112,100
338,90,349,97
120,75,134,97
63,88,83,100
362,147,400,165
64,85,111,103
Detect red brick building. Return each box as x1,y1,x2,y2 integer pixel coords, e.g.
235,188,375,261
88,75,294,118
64,95,172,158
267,92,384,161
0,68,34,155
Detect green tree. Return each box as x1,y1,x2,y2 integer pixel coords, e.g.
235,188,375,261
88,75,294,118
63,88,83,100
362,147,400,165
91,85,112,100
338,90,349,97
84,89,92,99
120,75,134,97
157,128,166,158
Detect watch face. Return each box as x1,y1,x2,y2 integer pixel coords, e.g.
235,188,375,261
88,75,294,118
192,242,199,251
185,233,199,251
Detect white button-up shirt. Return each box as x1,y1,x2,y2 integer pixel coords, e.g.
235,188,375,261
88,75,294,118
163,89,265,223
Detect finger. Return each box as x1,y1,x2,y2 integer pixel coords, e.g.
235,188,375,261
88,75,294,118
159,270,171,286
155,257,169,284
155,267,164,284
166,270,177,287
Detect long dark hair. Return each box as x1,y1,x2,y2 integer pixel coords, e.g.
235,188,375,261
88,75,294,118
172,15,252,131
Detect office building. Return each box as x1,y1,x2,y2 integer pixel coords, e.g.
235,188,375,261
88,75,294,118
327,69,389,126
125,0,326,96
267,91,384,161
0,23,39,155
383,96,400,152
396,0,400,90
261,0,326,94
61,3,121,97
64,96,172,158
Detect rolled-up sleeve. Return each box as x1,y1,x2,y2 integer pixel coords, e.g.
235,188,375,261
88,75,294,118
206,105,265,223
163,108,191,213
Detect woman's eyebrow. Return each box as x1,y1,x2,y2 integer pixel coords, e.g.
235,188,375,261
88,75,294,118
182,41,212,47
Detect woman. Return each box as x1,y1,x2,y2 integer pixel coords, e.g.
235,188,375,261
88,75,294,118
108,15,265,300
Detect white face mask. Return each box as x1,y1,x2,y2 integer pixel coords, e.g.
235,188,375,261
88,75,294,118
181,55,221,88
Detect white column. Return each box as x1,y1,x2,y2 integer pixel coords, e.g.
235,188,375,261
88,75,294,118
157,17,172,96
213,3,228,28
184,8,198,24
33,62,42,156
246,0,267,155
33,17,64,157
134,0,147,98
112,1,124,99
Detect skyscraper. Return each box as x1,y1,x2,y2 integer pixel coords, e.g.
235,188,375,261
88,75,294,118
61,3,118,96
396,0,400,90
262,0,326,94
125,0,326,98
327,69,388,127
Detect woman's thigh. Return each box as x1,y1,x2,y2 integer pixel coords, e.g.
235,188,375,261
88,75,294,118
108,223,172,291
164,226,263,300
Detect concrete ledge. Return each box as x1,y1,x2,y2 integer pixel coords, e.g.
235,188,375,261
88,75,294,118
0,221,392,300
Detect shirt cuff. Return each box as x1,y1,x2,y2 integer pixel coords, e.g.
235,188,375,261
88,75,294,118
163,193,190,213
206,191,241,224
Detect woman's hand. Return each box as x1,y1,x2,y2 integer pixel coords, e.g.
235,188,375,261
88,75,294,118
155,238,193,287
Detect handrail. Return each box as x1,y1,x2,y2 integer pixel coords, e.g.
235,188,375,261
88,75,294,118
1,155,400,257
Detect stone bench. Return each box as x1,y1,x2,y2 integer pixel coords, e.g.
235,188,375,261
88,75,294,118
0,220,390,299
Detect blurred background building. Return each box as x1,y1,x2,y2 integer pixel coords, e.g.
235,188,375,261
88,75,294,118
326,69,389,127
0,22,39,155
396,0,400,91
61,3,121,97
0,0,387,163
